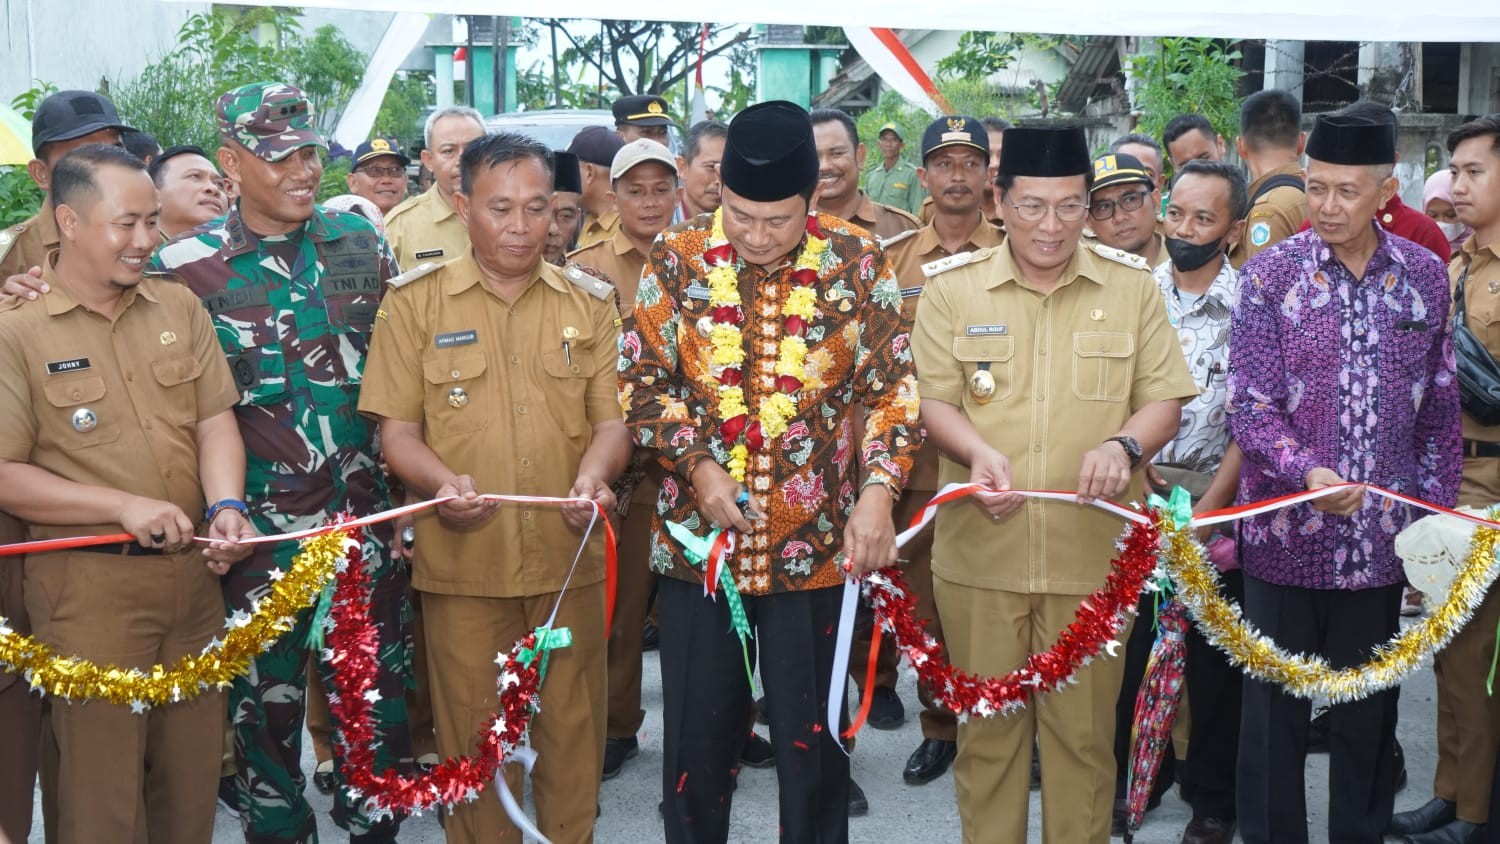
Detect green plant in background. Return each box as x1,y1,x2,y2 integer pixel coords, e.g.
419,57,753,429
287,25,367,135
317,156,351,203
11,81,59,121
373,71,435,153
0,82,58,228
1126,37,1244,148
854,79,1022,168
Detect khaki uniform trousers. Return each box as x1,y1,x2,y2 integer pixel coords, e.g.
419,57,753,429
606,475,657,739
423,580,607,844
936,574,1130,844
0,528,41,844
26,547,225,844
1433,456,1500,823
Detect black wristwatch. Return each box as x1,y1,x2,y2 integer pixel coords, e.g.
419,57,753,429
1105,436,1143,469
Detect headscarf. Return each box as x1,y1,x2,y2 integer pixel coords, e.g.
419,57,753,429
1423,170,1471,256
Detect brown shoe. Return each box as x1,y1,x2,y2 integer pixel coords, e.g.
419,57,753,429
1180,817,1236,844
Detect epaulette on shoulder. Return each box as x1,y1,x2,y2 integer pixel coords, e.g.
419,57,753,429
1089,241,1149,270
560,262,614,301
921,247,996,279
0,222,27,265
387,262,440,289
384,194,420,221
878,228,918,250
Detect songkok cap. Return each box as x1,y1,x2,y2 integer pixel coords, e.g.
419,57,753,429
552,150,583,194
1089,152,1154,193
568,125,625,167
611,138,678,180
1306,113,1396,166
353,137,410,168
997,126,1091,179
217,82,325,162
721,100,819,203
921,116,989,163
878,121,903,141
32,90,135,154
613,94,674,127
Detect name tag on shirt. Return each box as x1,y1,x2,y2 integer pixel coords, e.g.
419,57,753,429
46,357,91,374
685,283,711,300
415,248,445,260
1397,320,1429,332
966,324,1007,336
434,330,478,348
900,286,923,299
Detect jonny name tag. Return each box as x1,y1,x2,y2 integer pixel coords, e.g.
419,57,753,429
434,330,478,348
46,357,91,374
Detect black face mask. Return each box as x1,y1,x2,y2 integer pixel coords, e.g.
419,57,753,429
1165,236,1224,272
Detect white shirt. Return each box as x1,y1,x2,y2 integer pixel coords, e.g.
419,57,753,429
1151,256,1237,472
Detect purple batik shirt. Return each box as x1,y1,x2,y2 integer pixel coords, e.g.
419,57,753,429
1227,225,1462,590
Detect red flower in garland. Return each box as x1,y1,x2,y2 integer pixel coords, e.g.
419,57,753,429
704,242,735,266
720,413,747,442
776,374,803,393
744,419,765,452
784,314,808,337
718,367,744,388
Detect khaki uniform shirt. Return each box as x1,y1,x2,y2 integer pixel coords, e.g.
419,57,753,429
0,261,239,541
843,192,921,243
385,186,469,271
576,210,621,251
1452,239,1500,443
886,216,1006,492
919,195,1004,228
359,254,621,598
567,229,646,326
911,242,1197,595
1229,163,1306,268
0,204,60,278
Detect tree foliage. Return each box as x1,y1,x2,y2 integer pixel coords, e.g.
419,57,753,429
854,79,1028,166
373,71,435,152
0,83,58,227
544,20,751,97
1126,38,1244,145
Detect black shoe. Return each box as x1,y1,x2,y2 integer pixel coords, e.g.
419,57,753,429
756,695,770,726
350,832,399,844
865,686,906,730
1391,798,1458,836
848,778,868,817
641,619,660,652
739,732,775,768
1307,705,1331,753
216,775,241,819
602,736,639,780
313,762,335,795
1407,819,1486,844
902,738,956,785
1179,817,1236,844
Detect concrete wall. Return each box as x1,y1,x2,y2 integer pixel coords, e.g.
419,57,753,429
0,0,206,99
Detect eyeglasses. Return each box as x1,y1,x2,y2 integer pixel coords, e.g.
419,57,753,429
1004,197,1090,223
1088,188,1152,221
358,165,405,179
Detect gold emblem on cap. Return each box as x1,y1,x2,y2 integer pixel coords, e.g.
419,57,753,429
947,117,966,132
447,387,469,409
372,139,390,152
160,331,177,345
1091,309,1106,321
969,370,996,404
648,101,664,114
71,408,98,433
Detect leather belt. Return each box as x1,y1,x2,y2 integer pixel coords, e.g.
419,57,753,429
1464,439,1500,458
75,542,165,556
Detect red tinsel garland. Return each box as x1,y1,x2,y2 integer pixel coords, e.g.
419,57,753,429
325,529,543,817
867,513,1162,719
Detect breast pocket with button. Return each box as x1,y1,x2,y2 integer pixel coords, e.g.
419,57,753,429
951,336,1015,405
1072,331,1135,402
214,305,289,407
540,345,590,437
423,352,489,437
150,353,208,427
41,374,121,448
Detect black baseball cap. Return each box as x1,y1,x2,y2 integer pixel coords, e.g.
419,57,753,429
1089,152,1155,193
920,115,989,164
353,137,411,169
568,125,626,167
32,90,135,154
613,94,674,127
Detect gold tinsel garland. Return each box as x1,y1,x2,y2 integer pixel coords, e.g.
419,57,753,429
0,531,348,709
1162,519,1500,703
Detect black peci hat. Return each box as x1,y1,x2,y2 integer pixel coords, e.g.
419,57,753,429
997,126,1091,179
720,101,819,203
920,115,990,163
552,150,583,194
1306,112,1396,166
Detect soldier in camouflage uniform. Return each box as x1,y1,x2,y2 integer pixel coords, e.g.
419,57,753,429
148,82,413,844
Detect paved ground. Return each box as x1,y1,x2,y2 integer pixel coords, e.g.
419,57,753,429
29,616,1441,842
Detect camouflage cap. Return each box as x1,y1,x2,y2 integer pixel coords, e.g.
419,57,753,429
217,82,326,162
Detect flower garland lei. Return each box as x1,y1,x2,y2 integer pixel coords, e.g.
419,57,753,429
0,531,342,709
865,511,1163,718
328,527,562,818
1161,517,1500,703
703,209,828,482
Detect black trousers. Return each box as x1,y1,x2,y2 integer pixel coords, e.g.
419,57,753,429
1114,591,1176,801
1181,569,1244,821
1236,577,1402,844
657,575,850,844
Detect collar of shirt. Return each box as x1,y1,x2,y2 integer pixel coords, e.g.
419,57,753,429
1248,161,1304,195
221,201,340,257
848,192,883,228
34,200,60,249
910,214,1000,257
424,185,458,223
439,251,564,299
987,240,1105,291
1152,256,1236,315
40,253,158,316
610,227,644,260
1307,220,1406,281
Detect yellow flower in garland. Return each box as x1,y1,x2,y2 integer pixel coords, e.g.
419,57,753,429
0,531,349,708
701,208,830,482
